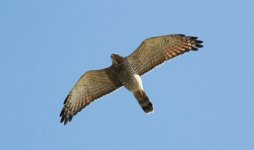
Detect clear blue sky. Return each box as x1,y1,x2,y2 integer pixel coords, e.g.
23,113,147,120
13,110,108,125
1,0,253,149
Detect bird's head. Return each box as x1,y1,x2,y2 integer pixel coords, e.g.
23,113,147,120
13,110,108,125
111,54,124,64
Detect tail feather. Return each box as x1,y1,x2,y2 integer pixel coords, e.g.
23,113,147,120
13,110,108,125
133,90,153,113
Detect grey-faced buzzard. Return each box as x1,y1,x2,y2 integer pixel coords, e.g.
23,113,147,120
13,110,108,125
60,34,203,125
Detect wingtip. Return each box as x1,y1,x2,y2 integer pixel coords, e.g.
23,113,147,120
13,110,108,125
64,119,68,125
186,35,204,51
196,44,203,48
176,34,204,50
60,115,72,125
177,34,185,37
195,40,203,44
60,106,73,125
189,36,198,40
60,116,65,123
63,94,70,104
60,109,64,117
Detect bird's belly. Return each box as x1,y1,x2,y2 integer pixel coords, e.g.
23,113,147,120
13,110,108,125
121,73,143,91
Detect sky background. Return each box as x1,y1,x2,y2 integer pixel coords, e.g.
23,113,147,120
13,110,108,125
1,0,254,149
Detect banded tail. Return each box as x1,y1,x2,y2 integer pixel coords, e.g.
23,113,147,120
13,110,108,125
133,90,153,113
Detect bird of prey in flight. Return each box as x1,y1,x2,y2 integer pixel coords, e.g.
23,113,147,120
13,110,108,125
60,34,203,125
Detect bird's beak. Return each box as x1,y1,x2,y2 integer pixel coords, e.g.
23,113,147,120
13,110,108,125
113,59,118,64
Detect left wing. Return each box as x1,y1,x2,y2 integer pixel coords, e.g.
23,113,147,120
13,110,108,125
127,34,203,75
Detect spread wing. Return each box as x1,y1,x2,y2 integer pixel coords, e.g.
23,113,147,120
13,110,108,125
60,66,121,125
127,34,203,75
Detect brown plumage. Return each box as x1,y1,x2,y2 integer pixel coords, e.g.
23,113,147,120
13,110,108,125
60,34,203,125
127,34,203,75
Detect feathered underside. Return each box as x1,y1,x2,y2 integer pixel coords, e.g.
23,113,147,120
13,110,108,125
60,67,122,125
127,34,203,75
60,34,203,125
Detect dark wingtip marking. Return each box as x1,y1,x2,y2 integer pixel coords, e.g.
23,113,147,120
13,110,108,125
192,47,198,51
60,114,73,125
60,115,65,123
69,116,73,122
186,35,204,51
177,34,185,36
195,40,203,44
60,94,73,125
64,119,68,125
189,36,198,40
63,94,69,104
60,109,64,117
196,44,203,48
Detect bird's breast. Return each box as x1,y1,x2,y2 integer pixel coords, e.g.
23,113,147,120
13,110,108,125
117,62,143,91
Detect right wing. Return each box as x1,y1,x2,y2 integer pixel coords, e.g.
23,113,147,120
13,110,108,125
60,66,122,125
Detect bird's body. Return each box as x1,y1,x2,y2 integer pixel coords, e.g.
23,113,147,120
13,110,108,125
112,55,142,91
111,54,153,112
60,34,203,125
